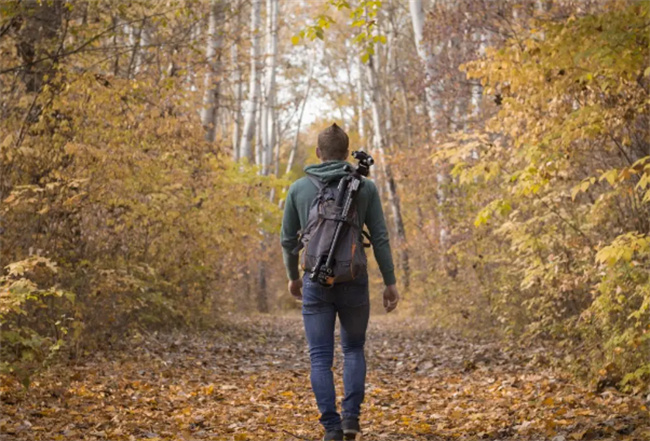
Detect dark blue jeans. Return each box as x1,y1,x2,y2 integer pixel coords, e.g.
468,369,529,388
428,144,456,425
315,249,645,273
301,272,370,431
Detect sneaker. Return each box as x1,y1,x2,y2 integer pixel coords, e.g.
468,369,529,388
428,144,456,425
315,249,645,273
323,429,344,441
342,418,360,440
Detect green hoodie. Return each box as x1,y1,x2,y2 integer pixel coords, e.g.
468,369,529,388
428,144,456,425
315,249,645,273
280,159,396,285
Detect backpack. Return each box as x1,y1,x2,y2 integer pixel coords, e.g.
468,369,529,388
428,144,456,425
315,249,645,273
295,174,369,285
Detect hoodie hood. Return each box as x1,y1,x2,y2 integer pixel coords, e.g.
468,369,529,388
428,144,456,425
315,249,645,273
304,160,353,183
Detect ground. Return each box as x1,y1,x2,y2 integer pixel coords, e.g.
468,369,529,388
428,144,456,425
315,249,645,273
1,315,649,441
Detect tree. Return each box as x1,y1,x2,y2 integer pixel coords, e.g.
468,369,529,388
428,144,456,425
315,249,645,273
261,0,279,175
285,55,315,178
409,0,450,268
201,0,225,142
240,0,262,162
365,22,411,289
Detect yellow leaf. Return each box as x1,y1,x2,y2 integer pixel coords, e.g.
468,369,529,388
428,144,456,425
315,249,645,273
1,133,13,149
64,143,79,155
570,430,586,440
3,193,16,204
599,168,618,186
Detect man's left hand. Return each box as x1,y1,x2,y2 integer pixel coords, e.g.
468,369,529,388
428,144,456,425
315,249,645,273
288,278,303,300
383,284,399,313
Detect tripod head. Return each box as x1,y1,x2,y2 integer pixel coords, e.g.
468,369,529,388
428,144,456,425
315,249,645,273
351,150,374,177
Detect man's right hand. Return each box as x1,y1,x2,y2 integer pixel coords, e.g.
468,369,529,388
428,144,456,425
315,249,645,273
383,284,399,313
288,278,303,301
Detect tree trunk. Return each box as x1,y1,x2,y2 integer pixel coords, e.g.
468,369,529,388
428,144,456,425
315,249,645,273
112,15,121,76
400,78,413,150
409,0,449,265
356,54,366,144
201,0,224,142
273,115,281,176
231,3,243,161
285,56,315,177
14,0,64,93
255,94,263,167
261,0,278,175
257,241,269,313
126,18,146,79
365,50,410,289
409,0,439,131
239,0,261,162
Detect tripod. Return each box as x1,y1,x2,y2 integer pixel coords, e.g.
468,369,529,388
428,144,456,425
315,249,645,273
310,150,374,287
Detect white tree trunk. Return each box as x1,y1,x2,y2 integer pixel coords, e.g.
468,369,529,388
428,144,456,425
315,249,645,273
232,42,242,160
470,30,486,160
201,0,224,142
261,0,278,175
273,115,280,176
410,0,449,262
285,55,315,176
255,93,263,167
180,23,200,91
409,0,438,132
240,0,261,162
126,21,143,79
366,50,410,288
356,54,365,144
231,2,244,160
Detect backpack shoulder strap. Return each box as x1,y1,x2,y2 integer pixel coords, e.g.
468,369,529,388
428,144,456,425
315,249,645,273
306,174,325,191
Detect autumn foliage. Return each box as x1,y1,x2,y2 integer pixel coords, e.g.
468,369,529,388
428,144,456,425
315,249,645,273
1,1,281,385
1,0,649,407
428,0,650,393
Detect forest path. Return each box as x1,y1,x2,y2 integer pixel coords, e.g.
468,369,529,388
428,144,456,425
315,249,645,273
1,315,648,441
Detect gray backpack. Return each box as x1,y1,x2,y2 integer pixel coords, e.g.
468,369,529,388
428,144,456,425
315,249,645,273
297,175,369,284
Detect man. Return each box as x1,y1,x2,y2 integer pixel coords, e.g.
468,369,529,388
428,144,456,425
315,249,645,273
280,123,399,441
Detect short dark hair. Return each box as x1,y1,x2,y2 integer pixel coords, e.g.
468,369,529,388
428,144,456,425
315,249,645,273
318,123,349,160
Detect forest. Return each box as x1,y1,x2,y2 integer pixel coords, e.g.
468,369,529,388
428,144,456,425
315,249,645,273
1,0,649,440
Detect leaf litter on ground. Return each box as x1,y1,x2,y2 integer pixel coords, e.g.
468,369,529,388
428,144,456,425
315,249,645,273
1,315,648,440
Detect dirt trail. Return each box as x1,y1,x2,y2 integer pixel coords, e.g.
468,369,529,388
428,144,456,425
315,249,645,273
1,315,648,440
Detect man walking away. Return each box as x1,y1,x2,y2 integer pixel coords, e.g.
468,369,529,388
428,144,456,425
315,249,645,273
280,123,399,441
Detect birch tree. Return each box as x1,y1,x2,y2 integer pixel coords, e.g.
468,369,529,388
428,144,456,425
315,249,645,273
255,96,263,166
201,0,224,142
356,53,366,144
365,45,411,288
285,55,315,177
231,39,243,159
261,0,279,175
409,0,439,129
409,0,450,266
126,17,148,79
239,0,261,162
230,1,244,160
